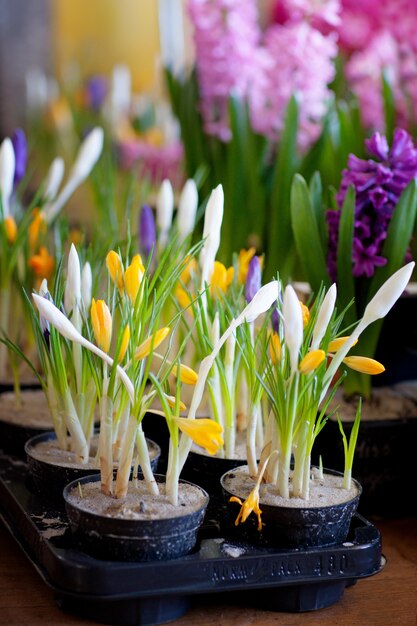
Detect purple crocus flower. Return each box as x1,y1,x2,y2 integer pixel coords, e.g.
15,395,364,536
85,75,108,112
139,204,156,258
11,128,27,186
327,128,417,280
245,256,261,303
271,306,279,333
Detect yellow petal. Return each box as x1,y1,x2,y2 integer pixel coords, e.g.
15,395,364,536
269,332,281,364
237,247,256,284
118,325,130,362
106,251,124,293
300,301,310,327
135,327,171,360
179,256,197,285
124,258,144,304
210,261,234,296
28,208,47,250
91,298,112,353
299,349,326,374
172,363,198,385
328,336,358,352
230,486,263,531
29,246,54,280
174,417,223,455
176,287,193,312
343,356,385,375
166,395,187,412
4,216,17,244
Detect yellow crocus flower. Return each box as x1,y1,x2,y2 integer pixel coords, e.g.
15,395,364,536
166,395,187,412
269,332,282,364
28,208,46,250
91,298,112,353
135,327,171,360
328,336,358,352
230,486,263,531
29,246,54,280
179,256,197,285
299,349,326,374
343,356,385,375
210,261,234,296
118,325,130,362
237,247,256,284
174,417,223,455
4,216,17,244
176,287,193,311
106,251,124,294
300,301,310,327
124,256,145,304
172,363,198,385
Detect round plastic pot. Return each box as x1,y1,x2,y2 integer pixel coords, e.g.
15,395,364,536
0,418,52,458
25,431,160,501
221,466,361,549
63,473,209,561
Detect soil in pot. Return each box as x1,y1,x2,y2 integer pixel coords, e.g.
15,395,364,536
0,390,53,456
64,473,209,561
25,432,161,500
221,465,361,549
314,381,417,517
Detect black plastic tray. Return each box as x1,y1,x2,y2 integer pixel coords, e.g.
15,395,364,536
0,449,385,626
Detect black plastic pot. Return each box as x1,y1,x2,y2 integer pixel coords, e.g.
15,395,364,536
64,473,209,562
25,431,160,501
0,389,52,457
221,466,361,550
313,416,417,517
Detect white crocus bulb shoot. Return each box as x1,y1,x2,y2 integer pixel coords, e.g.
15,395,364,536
0,138,15,218
156,179,174,249
42,127,104,223
177,179,198,242
42,157,65,202
311,284,337,350
199,184,224,287
81,262,92,310
283,285,303,374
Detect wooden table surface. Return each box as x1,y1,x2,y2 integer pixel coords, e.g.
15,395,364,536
0,517,416,626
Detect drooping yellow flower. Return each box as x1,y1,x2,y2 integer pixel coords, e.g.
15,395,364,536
300,301,310,327
269,332,282,364
106,251,124,294
176,287,193,311
91,298,112,353
166,395,187,412
343,356,385,375
328,336,358,352
124,256,145,304
118,325,130,362
230,486,263,531
134,327,171,360
174,417,223,455
210,261,234,296
29,246,54,280
179,256,197,285
28,208,47,250
299,349,326,374
4,216,17,244
172,363,198,385
237,247,256,284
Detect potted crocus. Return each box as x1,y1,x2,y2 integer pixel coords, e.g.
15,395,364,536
291,128,417,515
220,263,413,548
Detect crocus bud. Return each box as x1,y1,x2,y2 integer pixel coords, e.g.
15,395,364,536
38,279,52,347
245,256,261,303
43,157,65,202
91,298,112,353
0,138,15,218
33,293,80,344
11,129,27,186
81,262,92,310
106,250,124,293
283,285,303,374
135,327,171,360
177,179,198,242
124,255,145,304
236,281,279,325
64,244,81,315
272,307,280,333
299,349,326,374
156,179,174,248
4,216,17,244
139,204,156,257
200,184,224,284
362,262,415,326
86,75,107,112
311,284,337,350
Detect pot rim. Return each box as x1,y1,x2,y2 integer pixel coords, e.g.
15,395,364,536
221,465,362,512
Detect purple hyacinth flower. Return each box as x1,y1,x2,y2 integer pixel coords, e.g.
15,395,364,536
328,128,417,280
139,204,156,258
86,75,108,112
11,128,27,186
245,256,261,303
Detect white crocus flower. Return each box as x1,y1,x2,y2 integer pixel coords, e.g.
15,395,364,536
64,244,81,317
42,157,65,203
199,184,224,288
42,127,104,223
156,179,174,249
0,138,15,218
81,262,92,311
177,179,198,243
283,285,303,374
311,283,337,350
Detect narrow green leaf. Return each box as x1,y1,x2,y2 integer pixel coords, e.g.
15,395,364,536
336,185,356,324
